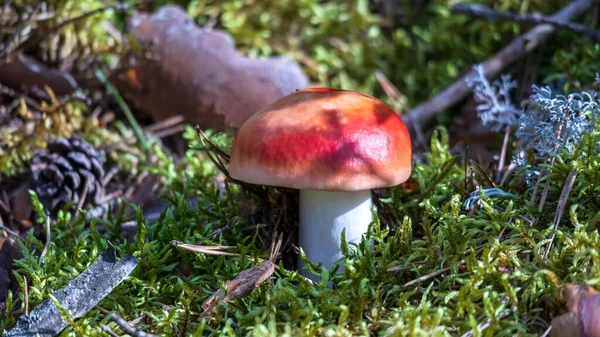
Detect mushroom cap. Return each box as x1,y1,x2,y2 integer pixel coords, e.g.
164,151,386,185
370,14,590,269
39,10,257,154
229,88,412,191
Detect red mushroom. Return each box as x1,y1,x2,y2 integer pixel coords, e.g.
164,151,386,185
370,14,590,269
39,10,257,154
229,88,412,279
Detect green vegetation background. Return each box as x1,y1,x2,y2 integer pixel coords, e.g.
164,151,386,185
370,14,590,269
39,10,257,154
3,0,600,336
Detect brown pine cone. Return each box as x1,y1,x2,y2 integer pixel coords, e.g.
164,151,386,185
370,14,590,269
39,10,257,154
30,137,106,216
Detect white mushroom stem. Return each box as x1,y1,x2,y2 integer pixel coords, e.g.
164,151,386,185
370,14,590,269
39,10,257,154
298,189,373,280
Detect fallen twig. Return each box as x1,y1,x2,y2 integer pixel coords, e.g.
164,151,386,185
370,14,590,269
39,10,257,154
38,216,50,265
196,125,231,176
5,248,138,337
106,313,158,337
402,0,594,129
453,3,600,42
199,234,282,317
23,275,28,315
375,70,429,150
543,169,577,261
200,259,275,317
386,261,426,273
144,115,185,134
101,326,121,337
540,326,552,337
459,306,517,337
497,125,511,183
170,241,241,257
0,222,21,238
403,265,454,288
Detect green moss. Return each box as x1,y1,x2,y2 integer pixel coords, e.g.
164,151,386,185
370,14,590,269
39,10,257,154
3,123,600,336
5,0,600,335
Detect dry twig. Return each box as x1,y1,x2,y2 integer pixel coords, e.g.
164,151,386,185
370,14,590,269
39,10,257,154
170,241,241,257
403,265,454,288
375,70,428,150
38,216,50,265
23,275,28,315
101,326,121,337
106,313,158,337
402,0,594,129
497,125,511,183
543,169,577,261
198,234,282,317
200,260,275,317
540,326,552,337
453,3,600,42
459,306,517,337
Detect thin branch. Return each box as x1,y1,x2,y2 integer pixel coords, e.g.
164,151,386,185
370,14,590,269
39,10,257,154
540,326,552,337
497,125,511,183
387,261,426,272
402,0,594,129
403,265,455,288
543,169,577,260
459,306,517,337
143,115,185,134
101,326,120,337
38,216,50,265
108,313,159,337
453,3,600,42
375,70,429,151
0,222,22,238
23,275,28,315
170,241,240,257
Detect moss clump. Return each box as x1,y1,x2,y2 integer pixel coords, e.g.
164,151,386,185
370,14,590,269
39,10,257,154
5,0,600,335
3,120,600,335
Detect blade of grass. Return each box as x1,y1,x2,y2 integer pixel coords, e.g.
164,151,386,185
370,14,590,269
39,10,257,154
95,69,149,152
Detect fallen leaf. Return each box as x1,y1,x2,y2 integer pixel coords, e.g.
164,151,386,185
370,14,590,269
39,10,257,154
551,312,580,337
552,284,600,337
0,53,78,98
566,283,599,314
11,184,33,228
201,259,275,317
113,5,309,131
578,292,600,337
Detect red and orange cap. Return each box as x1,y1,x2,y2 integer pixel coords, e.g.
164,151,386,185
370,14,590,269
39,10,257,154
229,88,412,191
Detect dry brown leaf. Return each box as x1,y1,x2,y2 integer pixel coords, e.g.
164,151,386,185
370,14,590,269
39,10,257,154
578,293,600,337
0,53,78,97
566,284,599,314
200,259,275,317
552,284,600,337
551,312,580,337
11,184,33,228
114,5,309,131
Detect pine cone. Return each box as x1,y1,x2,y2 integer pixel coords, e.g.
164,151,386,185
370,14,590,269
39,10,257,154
31,137,106,215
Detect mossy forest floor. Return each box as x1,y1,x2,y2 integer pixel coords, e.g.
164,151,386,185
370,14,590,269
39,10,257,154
4,124,600,336
3,0,600,336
